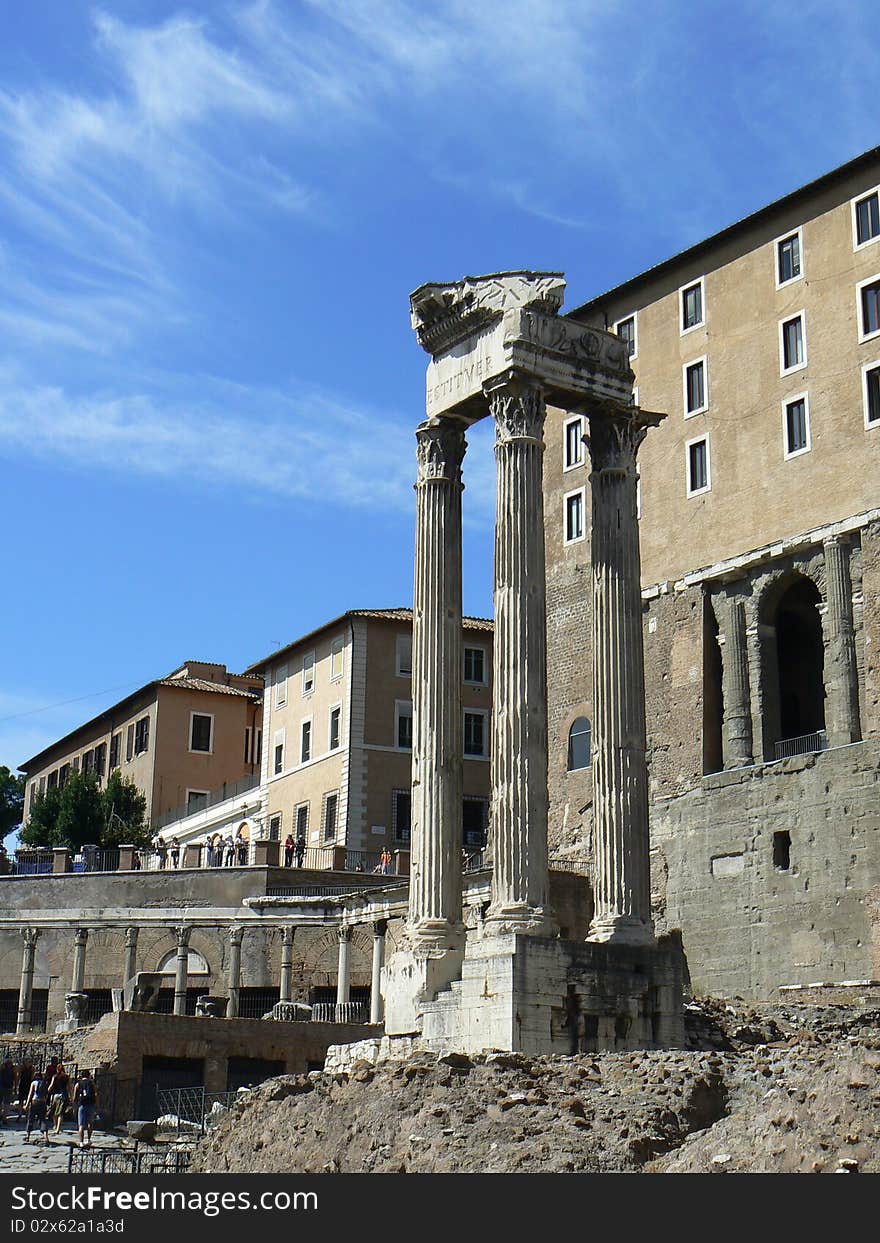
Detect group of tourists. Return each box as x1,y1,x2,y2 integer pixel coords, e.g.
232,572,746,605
283,834,307,868
0,1058,99,1148
205,833,249,867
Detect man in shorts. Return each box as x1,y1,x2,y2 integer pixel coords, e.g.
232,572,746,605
73,1070,99,1148
24,1069,50,1143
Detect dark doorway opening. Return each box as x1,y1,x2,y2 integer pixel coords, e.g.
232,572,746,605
775,578,825,741
773,831,792,871
702,598,724,773
139,1055,204,1118
226,1057,286,1091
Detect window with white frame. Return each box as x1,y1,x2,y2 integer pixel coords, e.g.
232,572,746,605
780,312,806,374
302,651,315,695
464,710,488,758
783,394,811,459
864,362,880,427
330,636,344,682
686,436,710,497
329,705,341,751
395,701,413,751
853,188,880,249
776,230,803,286
322,791,339,841
396,634,412,678
300,719,312,763
563,416,584,470
269,814,281,841
684,357,708,416
858,276,880,341
564,488,585,545
680,279,704,333
273,729,285,775
189,712,212,753
274,664,288,708
615,314,637,359
464,645,487,685
295,803,309,840
186,789,208,813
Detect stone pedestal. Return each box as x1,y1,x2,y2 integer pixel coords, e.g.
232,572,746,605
382,945,464,1036
52,849,71,875
117,845,139,871
183,843,202,869
252,839,280,867
55,991,88,1034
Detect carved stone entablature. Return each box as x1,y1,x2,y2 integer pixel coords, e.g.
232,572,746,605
585,408,663,475
511,310,630,376
410,271,566,356
486,375,545,445
415,419,466,486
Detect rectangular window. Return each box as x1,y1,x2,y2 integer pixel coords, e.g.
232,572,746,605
244,726,252,763
301,720,312,763
396,702,413,751
681,280,704,332
322,792,338,841
615,315,636,359
302,652,315,695
255,729,262,766
274,665,288,708
189,713,212,753
82,749,94,775
464,646,486,685
47,770,57,790
269,814,282,841
687,437,710,496
392,789,412,843
777,231,802,285
564,488,585,545
93,743,106,778
563,416,584,469
72,756,80,772
295,803,309,840
58,763,70,788
187,790,208,813
134,716,149,755
462,797,488,848
329,705,341,750
865,363,880,426
126,724,134,762
274,741,284,775
854,190,880,247
860,278,880,339
780,313,806,373
396,634,412,678
330,637,344,682
464,710,487,757
109,733,120,771
784,395,810,458
684,358,707,415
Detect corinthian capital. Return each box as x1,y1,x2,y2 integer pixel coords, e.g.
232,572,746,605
585,407,660,474
174,925,191,949
415,419,466,486
228,926,244,948
486,374,545,445
21,927,40,950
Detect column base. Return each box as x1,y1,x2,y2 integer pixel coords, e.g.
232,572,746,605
587,914,655,946
484,903,555,937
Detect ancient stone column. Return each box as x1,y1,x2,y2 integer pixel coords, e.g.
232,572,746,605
585,408,657,946
279,927,295,1004
173,925,191,1017
720,596,754,767
336,926,352,1008
408,418,466,948
485,374,551,932
15,928,40,1035
71,927,89,994
226,926,244,1019
370,920,387,1024
123,927,139,995
823,537,861,747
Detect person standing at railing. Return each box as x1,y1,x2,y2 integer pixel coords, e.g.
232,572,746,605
154,838,168,869
170,838,181,869
284,833,295,867
235,832,248,866
295,836,306,868
223,833,235,866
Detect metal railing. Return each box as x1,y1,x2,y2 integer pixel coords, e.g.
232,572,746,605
155,773,261,830
9,850,53,875
73,847,120,873
774,730,827,760
156,1085,241,1134
68,1144,191,1175
267,882,386,897
0,1039,65,1067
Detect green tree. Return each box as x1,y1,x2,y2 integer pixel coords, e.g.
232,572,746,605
101,770,150,848
0,766,25,841
19,770,150,851
19,783,63,848
53,771,105,850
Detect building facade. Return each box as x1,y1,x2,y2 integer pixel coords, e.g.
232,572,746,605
545,146,880,997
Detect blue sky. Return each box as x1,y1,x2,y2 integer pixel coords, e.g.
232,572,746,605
1,0,878,773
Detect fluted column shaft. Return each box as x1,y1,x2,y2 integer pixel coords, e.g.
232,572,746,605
71,928,88,994
123,927,139,997
227,927,243,1018
173,925,190,1016
486,374,550,931
586,409,655,945
370,920,387,1024
279,927,295,1003
720,598,754,767
408,418,466,947
336,927,352,1005
16,928,40,1035
823,537,861,746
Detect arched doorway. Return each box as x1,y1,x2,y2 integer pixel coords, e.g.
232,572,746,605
767,576,825,754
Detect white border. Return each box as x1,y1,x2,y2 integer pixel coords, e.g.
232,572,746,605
463,643,489,686
321,789,340,842
679,276,705,336
852,185,880,252
294,801,310,842
299,715,313,764
862,359,880,428
463,707,490,759
613,312,638,362
273,664,287,708
683,355,709,417
563,486,586,545
188,710,214,755
301,650,315,696
562,414,585,471
394,699,413,751
134,715,150,756
685,434,711,497
185,788,209,813
328,701,342,751
856,272,880,343
272,727,285,775
329,636,344,683
774,226,804,289
782,391,811,460
778,310,808,376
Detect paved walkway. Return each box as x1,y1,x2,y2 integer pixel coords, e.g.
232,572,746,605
0,1114,123,1174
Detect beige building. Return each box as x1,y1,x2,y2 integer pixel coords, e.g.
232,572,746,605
544,146,880,997
20,662,264,832
247,608,494,862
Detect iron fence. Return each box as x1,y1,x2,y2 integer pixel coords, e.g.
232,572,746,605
774,730,827,760
9,851,53,875
155,773,261,830
155,1085,241,1134
0,1038,65,1067
267,882,385,897
68,1144,192,1175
